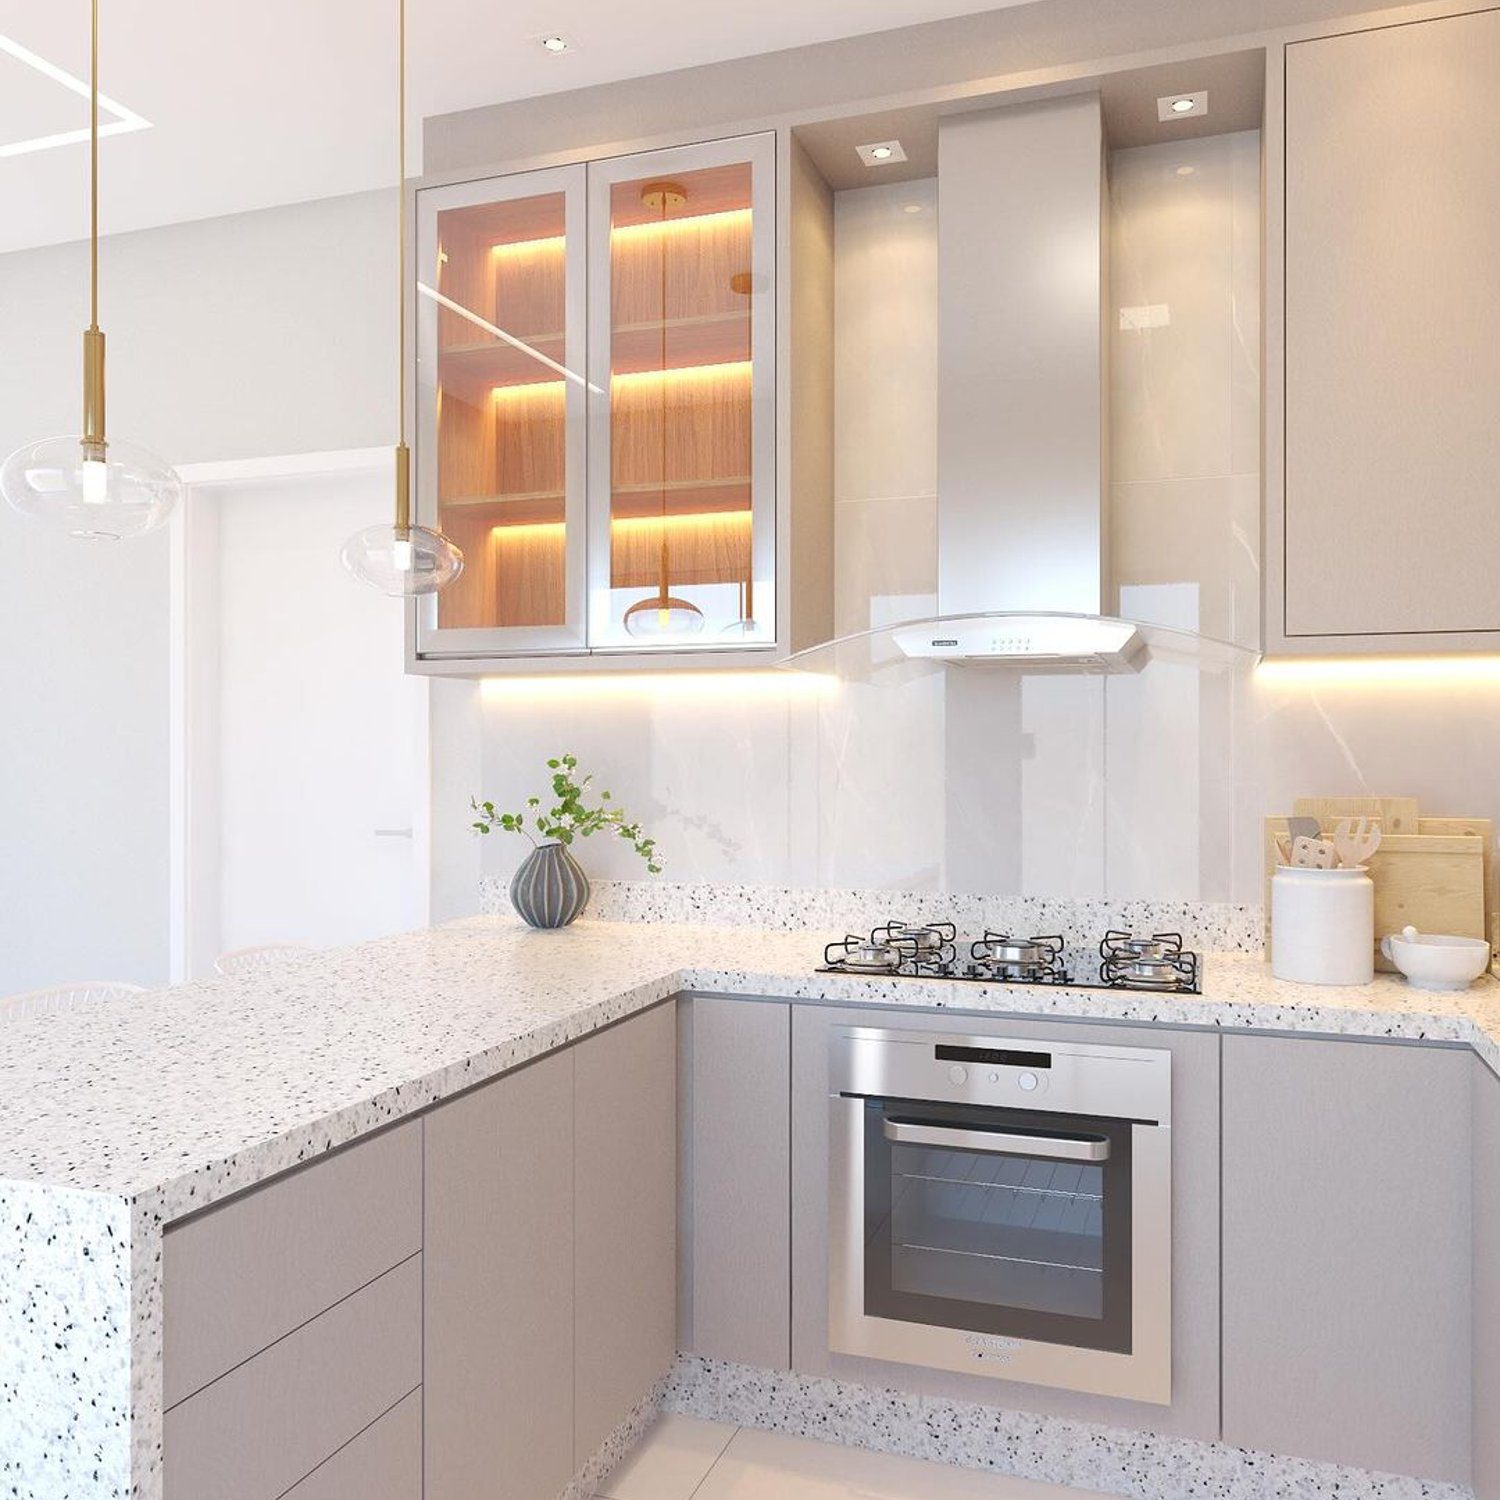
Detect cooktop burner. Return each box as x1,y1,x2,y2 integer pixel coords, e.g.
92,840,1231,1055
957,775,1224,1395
819,921,1201,994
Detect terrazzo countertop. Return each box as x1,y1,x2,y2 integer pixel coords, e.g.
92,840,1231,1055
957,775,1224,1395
2,915,1498,1500
3,916,1496,1208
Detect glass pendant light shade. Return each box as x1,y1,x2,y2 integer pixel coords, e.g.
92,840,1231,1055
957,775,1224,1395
1,435,181,539
623,594,706,638
341,522,463,596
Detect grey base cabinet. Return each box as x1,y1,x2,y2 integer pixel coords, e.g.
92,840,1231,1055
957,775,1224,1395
1221,1035,1471,1483
678,995,791,1369
423,1001,676,1498
1474,1057,1500,1499
424,1047,576,1500
162,1123,423,1500
575,1000,678,1465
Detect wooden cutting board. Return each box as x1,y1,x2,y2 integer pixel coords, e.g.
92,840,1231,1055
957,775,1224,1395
1291,796,1421,834
1265,818,1488,969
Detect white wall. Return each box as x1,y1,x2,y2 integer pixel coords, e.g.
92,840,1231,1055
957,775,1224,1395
0,189,395,992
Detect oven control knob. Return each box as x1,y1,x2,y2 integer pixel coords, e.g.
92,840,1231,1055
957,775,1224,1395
1017,1071,1039,1092
947,1064,969,1084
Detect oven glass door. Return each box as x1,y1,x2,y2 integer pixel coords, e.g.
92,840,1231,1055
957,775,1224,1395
861,1097,1134,1353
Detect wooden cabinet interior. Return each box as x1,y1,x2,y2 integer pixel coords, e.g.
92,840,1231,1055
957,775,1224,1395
427,163,757,634
604,162,756,636
434,190,571,632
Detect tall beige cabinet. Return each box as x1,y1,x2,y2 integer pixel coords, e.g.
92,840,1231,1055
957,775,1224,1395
1271,7,1500,651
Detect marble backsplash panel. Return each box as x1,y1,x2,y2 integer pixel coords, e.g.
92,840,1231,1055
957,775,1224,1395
478,876,1265,953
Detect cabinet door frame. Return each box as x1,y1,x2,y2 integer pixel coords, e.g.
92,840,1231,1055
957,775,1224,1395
412,162,590,660
584,132,778,653
1265,13,1500,655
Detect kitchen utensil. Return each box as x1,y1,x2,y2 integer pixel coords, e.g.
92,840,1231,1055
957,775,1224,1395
1272,865,1375,985
1291,835,1339,869
1332,816,1381,868
1288,816,1324,844
1380,926,1491,991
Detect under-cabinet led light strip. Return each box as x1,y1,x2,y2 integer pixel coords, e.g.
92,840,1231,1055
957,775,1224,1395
480,670,833,700
1257,656,1500,684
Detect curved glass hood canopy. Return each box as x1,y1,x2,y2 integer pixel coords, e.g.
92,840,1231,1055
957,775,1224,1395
778,610,1260,684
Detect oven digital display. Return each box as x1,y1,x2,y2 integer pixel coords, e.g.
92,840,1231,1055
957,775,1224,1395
933,1044,1051,1069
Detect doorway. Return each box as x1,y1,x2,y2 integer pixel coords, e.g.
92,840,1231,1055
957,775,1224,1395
169,449,430,981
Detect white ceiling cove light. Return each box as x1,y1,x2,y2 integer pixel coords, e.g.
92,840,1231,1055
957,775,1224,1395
1157,91,1208,122
0,32,150,159
857,139,907,166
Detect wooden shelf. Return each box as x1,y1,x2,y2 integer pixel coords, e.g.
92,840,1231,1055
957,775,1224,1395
435,310,751,404
440,476,752,528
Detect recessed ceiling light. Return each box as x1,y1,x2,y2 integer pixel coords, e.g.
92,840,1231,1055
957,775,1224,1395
902,203,924,214
539,34,572,54
856,140,907,167
1157,91,1208,122
1175,165,1196,177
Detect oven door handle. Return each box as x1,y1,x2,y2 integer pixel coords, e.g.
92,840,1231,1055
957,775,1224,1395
883,1119,1110,1162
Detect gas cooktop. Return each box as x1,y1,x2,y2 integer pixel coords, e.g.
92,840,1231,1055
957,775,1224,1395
819,921,1201,995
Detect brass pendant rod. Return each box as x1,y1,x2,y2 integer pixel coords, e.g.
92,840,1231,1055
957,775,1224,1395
82,0,106,457
393,0,411,533
90,0,98,330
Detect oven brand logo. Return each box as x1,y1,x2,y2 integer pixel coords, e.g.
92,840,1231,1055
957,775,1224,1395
963,1334,1022,1364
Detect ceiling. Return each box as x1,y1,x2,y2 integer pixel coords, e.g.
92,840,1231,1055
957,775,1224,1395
0,0,1044,255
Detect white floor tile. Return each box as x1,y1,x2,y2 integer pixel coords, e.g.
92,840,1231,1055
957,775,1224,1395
691,1427,1102,1500
599,1413,738,1500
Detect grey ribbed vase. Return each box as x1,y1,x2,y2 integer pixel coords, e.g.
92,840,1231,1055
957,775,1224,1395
510,842,591,928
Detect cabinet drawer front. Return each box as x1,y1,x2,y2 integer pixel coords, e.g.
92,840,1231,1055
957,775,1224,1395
164,1120,421,1405
282,1388,422,1500
164,1255,422,1500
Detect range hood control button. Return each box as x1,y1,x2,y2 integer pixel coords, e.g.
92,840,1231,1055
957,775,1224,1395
948,1064,969,1085
1017,1072,1040,1092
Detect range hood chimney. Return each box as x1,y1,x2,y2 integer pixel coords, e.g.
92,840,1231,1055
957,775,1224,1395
897,92,1137,669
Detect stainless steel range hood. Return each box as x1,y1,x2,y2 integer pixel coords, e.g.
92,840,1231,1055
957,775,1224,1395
785,93,1244,679
923,93,1126,667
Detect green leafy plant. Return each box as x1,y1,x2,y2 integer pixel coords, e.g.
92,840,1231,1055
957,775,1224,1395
472,753,662,874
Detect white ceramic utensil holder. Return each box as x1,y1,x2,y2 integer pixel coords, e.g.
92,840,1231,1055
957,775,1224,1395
1271,864,1375,985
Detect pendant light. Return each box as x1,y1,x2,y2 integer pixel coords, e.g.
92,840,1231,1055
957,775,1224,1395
0,0,182,540
342,0,463,597
623,181,704,639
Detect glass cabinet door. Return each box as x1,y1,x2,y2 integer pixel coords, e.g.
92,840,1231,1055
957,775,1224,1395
414,165,588,656
586,135,777,651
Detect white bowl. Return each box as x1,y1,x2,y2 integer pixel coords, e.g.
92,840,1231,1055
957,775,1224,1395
1380,926,1492,991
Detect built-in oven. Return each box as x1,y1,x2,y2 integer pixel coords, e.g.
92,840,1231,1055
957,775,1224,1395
829,1025,1171,1403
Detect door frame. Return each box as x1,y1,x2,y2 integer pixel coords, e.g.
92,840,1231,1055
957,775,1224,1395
167,446,431,982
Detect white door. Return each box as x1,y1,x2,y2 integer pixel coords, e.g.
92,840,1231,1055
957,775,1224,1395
173,455,428,978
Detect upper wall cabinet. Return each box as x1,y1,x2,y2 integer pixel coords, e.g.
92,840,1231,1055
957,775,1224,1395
416,166,589,657
1270,9,1500,652
411,132,812,672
